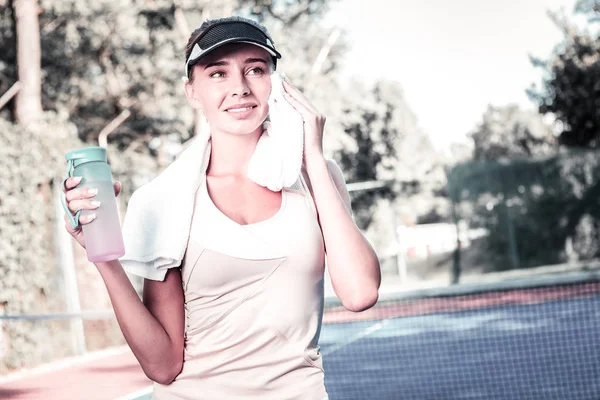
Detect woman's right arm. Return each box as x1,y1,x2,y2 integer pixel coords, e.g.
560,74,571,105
95,261,184,384
62,177,184,384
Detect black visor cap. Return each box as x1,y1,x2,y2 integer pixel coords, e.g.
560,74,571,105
185,20,282,79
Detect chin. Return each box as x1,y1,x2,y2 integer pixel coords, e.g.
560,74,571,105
222,117,267,136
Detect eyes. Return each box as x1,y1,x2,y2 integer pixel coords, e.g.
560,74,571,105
209,67,265,79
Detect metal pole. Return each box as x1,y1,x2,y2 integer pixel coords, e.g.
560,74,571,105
445,167,461,284
0,302,5,358
53,183,86,355
505,202,520,270
346,179,392,192
502,169,520,270
450,196,461,284
392,206,407,282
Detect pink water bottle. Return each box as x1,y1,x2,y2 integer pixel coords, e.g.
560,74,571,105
61,147,125,262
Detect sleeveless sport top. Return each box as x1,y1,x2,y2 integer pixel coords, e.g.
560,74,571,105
151,174,328,400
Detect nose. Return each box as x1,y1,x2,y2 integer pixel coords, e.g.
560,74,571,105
231,73,250,97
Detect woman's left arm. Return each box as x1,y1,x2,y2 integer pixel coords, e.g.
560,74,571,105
283,77,381,312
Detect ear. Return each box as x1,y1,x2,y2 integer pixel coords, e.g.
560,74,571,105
184,80,203,110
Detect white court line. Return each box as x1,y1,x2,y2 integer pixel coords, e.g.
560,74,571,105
0,345,131,385
321,319,390,356
113,385,154,400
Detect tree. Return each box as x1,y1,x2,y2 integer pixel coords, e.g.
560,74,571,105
335,82,399,230
574,0,600,20
331,79,444,230
0,0,341,154
11,0,43,125
248,0,330,25
469,104,557,161
448,148,600,271
527,6,600,148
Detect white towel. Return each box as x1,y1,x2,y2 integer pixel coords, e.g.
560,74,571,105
119,72,305,281
247,72,304,191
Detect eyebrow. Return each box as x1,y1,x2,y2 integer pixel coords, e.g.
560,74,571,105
204,57,269,70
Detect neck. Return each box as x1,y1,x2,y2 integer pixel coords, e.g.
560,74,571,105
206,125,263,176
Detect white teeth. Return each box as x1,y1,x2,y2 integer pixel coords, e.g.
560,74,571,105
227,107,253,113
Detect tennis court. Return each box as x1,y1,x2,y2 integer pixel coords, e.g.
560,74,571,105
125,280,600,400
1,279,598,399
321,283,600,399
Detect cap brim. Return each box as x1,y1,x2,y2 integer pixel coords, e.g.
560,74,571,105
185,38,282,79
189,38,281,63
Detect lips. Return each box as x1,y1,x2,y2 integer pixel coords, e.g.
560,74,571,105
225,103,257,113
227,106,255,113
224,103,258,120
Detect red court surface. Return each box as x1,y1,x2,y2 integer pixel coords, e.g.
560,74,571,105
0,348,152,400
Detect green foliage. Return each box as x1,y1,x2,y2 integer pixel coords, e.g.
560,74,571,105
333,80,443,230
334,81,399,230
337,97,397,229
528,7,600,148
448,149,600,271
248,0,330,24
460,4,600,272
0,112,83,371
0,0,339,151
469,104,556,161
575,0,600,20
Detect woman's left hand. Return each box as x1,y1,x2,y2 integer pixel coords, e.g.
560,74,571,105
282,77,326,165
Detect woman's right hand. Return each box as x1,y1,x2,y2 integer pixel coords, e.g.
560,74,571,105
62,177,122,249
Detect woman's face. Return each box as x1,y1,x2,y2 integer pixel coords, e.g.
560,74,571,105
186,43,273,136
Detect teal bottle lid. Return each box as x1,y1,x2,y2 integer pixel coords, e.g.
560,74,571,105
65,146,107,168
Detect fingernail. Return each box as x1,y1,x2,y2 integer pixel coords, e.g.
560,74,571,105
74,176,82,183
90,200,101,208
87,188,98,195
86,213,96,221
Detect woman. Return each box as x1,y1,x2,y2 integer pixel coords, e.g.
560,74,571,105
63,16,380,400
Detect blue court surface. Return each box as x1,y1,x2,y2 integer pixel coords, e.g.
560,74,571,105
321,295,600,400
134,295,600,400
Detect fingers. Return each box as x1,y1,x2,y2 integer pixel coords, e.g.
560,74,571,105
63,213,77,233
282,90,312,119
63,177,100,216
63,178,122,218
282,78,320,115
67,198,101,215
65,184,98,201
62,176,82,193
63,211,95,232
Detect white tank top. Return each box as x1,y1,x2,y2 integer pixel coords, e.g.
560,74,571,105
152,175,328,400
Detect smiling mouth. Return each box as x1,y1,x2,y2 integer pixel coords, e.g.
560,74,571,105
226,106,257,113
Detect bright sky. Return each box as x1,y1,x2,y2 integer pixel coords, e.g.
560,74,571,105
329,0,586,152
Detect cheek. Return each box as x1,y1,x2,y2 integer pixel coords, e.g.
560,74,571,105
251,77,272,102
199,91,224,113
263,81,273,102
258,86,273,116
